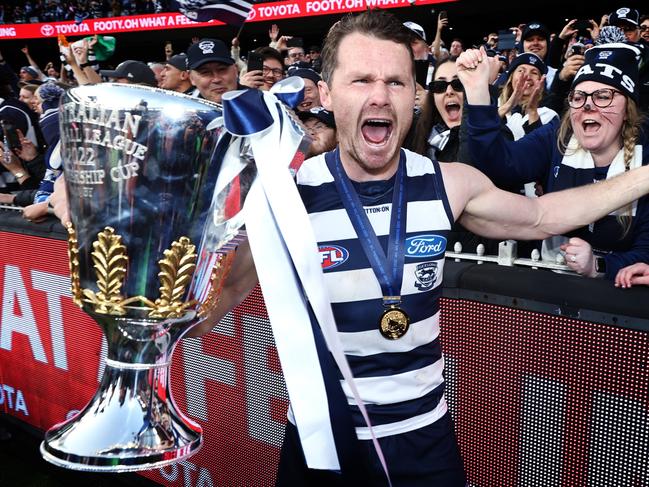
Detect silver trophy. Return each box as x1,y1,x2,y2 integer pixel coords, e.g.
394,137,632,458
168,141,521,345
40,83,254,472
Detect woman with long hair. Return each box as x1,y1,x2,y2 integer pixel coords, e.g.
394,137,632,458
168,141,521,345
458,43,649,280
497,52,558,142
412,59,466,162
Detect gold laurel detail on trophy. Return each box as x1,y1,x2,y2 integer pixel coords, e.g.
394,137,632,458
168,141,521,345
65,223,84,307
148,236,198,319
83,227,129,316
197,251,236,319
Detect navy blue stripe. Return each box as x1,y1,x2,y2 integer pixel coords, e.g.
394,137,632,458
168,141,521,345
344,337,442,379
320,233,446,273
349,382,446,427
331,289,441,333
298,180,342,213
299,173,448,214
430,158,455,225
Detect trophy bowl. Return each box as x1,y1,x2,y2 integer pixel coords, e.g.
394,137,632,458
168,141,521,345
40,83,252,472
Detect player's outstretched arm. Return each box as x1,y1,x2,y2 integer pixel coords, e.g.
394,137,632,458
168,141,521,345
442,162,649,241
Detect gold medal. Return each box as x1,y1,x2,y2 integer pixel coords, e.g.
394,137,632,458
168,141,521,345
379,307,410,340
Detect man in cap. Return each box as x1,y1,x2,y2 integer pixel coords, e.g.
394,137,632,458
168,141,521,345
521,22,557,88
287,62,322,112
100,60,157,87
187,38,238,103
403,21,429,61
609,7,641,42
159,54,194,95
298,107,336,157
19,66,40,83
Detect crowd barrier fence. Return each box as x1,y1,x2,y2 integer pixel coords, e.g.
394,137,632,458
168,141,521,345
1,211,647,486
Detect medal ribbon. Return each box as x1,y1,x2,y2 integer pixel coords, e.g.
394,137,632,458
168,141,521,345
325,148,407,308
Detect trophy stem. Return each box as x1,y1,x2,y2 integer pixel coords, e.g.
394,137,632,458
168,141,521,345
40,314,202,472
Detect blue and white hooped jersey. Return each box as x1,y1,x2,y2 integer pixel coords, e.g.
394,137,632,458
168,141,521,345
296,148,454,440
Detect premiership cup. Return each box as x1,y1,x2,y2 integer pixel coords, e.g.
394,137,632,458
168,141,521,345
40,83,253,471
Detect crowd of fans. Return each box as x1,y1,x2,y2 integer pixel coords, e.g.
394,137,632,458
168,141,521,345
0,0,165,24
1,5,649,286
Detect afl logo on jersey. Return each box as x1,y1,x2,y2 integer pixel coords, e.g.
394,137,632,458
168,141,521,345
319,245,349,269
405,235,447,258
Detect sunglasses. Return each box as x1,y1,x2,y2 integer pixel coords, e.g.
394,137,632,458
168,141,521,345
640,25,649,32
429,78,464,93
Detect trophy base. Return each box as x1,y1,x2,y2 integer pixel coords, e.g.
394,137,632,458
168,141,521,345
39,439,202,473
40,360,203,473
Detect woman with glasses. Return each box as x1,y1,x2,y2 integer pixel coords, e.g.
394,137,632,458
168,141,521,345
457,43,649,280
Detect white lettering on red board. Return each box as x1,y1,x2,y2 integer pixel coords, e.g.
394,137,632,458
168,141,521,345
160,460,214,487
0,383,29,416
180,311,287,447
0,27,17,37
181,312,237,421
0,265,71,370
254,3,302,19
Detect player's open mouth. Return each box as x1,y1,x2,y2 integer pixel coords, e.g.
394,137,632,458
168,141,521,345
361,119,392,144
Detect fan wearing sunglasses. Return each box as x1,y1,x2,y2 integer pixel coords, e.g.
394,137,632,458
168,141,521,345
459,43,649,281
411,59,465,163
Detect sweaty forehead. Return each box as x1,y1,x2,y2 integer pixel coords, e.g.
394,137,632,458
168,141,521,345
335,33,412,75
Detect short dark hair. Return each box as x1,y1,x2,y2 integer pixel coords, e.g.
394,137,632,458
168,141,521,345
254,46,284,68
320,10,414,84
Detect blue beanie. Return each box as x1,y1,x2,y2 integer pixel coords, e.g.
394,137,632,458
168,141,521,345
572,43,641,103
37,82,65,111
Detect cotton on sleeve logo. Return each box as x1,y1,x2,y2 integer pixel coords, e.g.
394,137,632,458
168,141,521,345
319,245,349,269
405,235,447,258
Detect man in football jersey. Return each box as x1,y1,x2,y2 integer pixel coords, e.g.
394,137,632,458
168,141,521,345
188,10,649,486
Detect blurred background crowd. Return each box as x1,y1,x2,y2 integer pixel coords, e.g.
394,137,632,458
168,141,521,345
0,1,166,24
0,2,648,286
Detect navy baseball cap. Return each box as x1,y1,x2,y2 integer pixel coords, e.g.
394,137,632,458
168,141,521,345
187,39,234,70
298,107,335,128
287,62,321,85
100,60,157,86
166,53,188,72
522,22,550,42
609,7,640,27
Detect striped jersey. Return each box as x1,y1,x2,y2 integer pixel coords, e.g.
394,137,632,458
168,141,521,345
296,148,454,440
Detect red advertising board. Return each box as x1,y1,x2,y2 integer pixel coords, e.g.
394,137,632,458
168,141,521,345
0,231,287,486
1,228,648,485
0,0,455,40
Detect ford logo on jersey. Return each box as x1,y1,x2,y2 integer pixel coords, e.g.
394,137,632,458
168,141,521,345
319,245,349,269
405,235,447,258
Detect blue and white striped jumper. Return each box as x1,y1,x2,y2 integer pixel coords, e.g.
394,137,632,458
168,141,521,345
296,148,454,441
